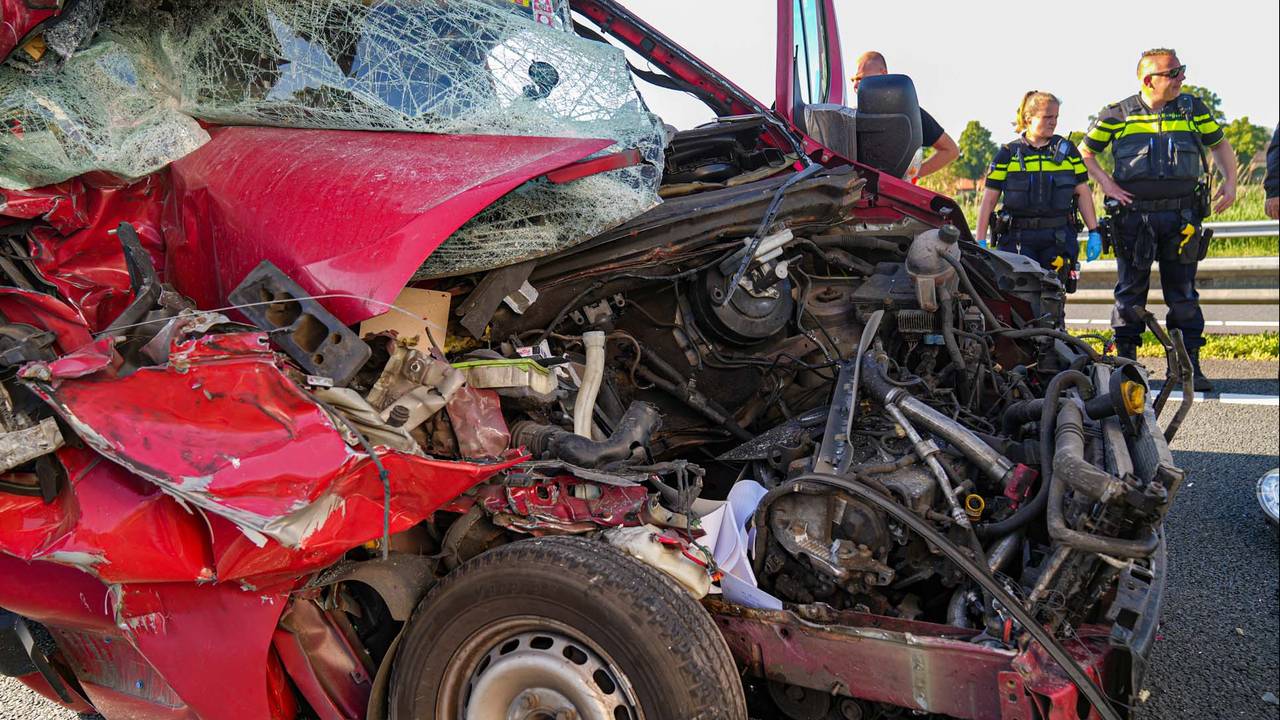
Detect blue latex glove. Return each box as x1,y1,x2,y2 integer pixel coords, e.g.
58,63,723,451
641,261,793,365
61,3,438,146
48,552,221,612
1085,230,1103,262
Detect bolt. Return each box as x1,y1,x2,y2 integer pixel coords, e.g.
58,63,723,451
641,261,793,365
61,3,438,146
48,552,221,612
387,405,410,427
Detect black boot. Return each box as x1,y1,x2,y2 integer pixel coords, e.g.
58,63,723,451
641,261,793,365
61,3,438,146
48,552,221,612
1116,338,1139,361
1188,345,1214,393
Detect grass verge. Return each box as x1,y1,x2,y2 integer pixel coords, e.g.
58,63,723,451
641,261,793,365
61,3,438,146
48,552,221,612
1069,329,1279,361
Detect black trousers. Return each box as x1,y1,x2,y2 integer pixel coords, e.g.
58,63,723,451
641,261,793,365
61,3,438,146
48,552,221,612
1110,208,1205,349
995,225,1076,290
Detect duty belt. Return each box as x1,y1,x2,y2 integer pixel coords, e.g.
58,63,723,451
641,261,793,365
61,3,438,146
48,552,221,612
1124,195,1198,213
1008,215,1073,230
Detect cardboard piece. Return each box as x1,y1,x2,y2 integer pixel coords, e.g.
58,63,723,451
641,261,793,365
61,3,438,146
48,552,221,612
359,287,451,352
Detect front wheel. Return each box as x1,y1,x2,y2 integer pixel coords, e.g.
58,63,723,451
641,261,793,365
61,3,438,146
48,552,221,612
389,535,747,720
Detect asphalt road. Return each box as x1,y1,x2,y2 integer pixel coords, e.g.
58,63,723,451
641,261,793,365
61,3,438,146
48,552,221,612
2,360,1277,720
1133,358,1280,720
1065,302,1280,334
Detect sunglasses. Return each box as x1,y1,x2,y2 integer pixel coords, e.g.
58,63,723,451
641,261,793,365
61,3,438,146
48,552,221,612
1147,64,1187,80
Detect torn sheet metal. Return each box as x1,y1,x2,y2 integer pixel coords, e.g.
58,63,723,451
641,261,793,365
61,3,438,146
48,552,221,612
19,328,522,582
165,127,611,325
5,174,170,333
475,475,650,533
0,287,92,354
0,179,88,234
0,446,215,584
104,583,297,720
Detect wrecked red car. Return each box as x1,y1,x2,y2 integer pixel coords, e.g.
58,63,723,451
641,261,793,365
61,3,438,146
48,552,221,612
0,1,1193,718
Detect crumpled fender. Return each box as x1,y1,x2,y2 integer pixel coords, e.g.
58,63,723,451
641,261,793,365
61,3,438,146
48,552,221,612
1,173,168,333
164,127,613,324
16,328,522,584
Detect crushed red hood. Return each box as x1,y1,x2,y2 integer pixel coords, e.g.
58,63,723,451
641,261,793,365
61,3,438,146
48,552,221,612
165,127,613,325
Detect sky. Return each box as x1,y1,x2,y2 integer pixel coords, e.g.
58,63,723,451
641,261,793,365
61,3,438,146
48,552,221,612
629,0,1280,144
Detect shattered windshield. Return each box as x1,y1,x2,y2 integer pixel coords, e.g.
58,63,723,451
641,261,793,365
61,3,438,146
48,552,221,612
1,0,665,274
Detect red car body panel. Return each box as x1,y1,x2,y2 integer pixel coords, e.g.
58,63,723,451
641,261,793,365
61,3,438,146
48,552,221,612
17,327,521,584
0,0,58,63
163,126,613,325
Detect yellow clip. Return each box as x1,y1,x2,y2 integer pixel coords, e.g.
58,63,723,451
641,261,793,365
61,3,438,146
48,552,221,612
964,494,985,521
1120,380,1146,415
1178,223,1196,253
1051,256,1066,271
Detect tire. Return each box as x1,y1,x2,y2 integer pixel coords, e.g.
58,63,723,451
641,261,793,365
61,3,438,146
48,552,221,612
389,535,747,720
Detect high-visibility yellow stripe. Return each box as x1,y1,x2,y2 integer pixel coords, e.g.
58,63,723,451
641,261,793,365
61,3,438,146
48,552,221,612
1096,119,1125,129
1086,127,1114,142
1003,159,1079,173
987,168,1008,181
1116,119,1199,135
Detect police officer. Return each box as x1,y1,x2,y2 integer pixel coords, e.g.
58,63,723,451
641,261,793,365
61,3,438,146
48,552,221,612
975,91,1101,292
1080,48,1237,391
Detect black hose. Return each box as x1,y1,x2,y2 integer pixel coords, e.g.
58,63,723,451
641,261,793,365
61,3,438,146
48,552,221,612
992,328,1105,364
976,369,1092,538
937,252,1002,330
511,402,662,468
755,473,1122,720
939,293,967,371
1047,403,1160,557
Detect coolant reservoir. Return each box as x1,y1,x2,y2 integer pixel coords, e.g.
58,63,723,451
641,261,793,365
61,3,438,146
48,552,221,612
604,525,712,598
905,225,961,312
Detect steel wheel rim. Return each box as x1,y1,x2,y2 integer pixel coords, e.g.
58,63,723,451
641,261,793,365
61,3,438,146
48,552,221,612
438,615,644,720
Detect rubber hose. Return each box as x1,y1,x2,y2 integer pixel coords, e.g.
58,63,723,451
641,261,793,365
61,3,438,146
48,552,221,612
976,369,1092,538
574,330,606,437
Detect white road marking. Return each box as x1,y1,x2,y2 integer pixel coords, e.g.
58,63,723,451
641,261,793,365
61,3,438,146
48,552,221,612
1066,319,1280,329
1162,391,1279,406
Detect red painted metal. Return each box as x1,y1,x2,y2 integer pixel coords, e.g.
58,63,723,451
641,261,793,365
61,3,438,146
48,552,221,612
0,287,91,353
111,583,296,720
475,475,650,533
545,148,644,184
20,328,521,583
272,598,372,720
0,174,170,333
0,179,88,233
0,446,214,584
9,671,96,715
0,0,59,63
163,126,611,325
707,600,1117,720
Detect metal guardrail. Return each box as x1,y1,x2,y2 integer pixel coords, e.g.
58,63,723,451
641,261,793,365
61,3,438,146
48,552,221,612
1076,219,1279,243
1066,221,1279,304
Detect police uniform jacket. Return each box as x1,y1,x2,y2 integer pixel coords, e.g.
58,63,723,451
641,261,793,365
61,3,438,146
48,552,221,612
1083,93,1224,200
985,134,1089,218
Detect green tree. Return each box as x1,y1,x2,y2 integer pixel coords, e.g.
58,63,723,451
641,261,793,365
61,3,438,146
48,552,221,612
1068,129,1113,174
954,120,997,181
1222,116,1270,174
1181,84,1226,124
